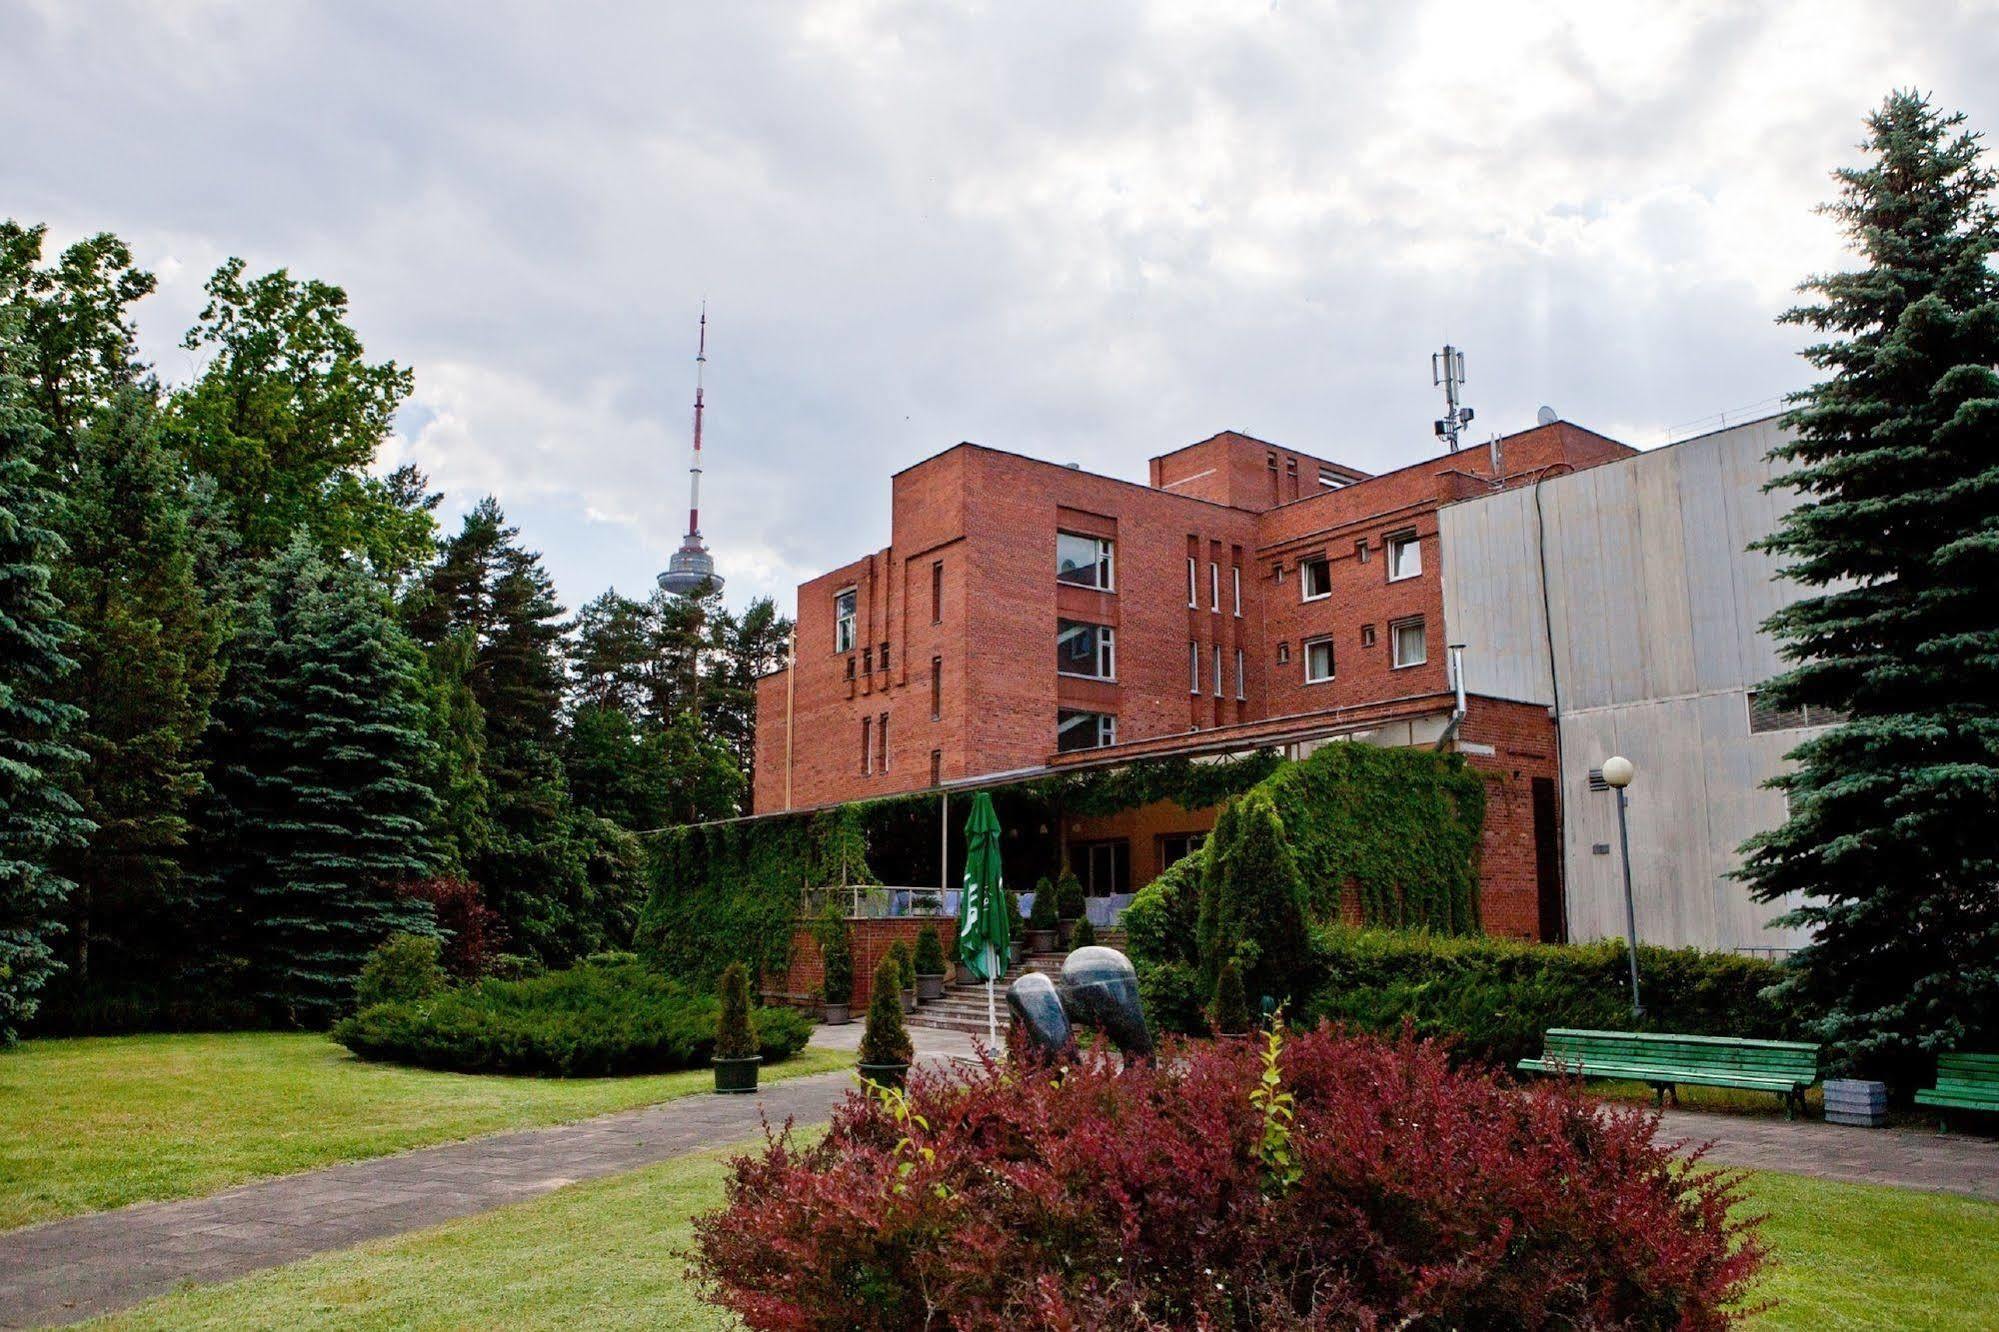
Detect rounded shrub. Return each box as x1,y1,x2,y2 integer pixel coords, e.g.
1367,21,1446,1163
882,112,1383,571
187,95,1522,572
858,954,913,1070
354,933,448,1010
913,925,947,976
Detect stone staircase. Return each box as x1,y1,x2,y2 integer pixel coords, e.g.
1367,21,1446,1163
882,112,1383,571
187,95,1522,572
907,931,1128,1037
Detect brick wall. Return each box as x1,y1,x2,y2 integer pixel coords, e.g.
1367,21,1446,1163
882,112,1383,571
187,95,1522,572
1454,696,1562,941
777,917,957,1008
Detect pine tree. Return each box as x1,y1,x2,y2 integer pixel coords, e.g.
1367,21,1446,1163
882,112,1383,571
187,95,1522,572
203,532,438,1024
1197,791,1309,1011
47,389,221,1018
1740,92,1999,1073
0,324,88,1042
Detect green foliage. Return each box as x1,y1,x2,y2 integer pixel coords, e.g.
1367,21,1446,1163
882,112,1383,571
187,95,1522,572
714,961,756,1060
200,531,439,1025
332,958,811,1078
858,954,913,1068
487,953,544,981
1136,960,1208,1036
1055,867,1084,918
1211,959,1252,1035
1305,927,1792,1068
0,323,88,1042
1739,91,1999,1075
1069,916,1096,949
1198,789,1310,1007
1248,1021,1301,1194
355,934,448,1010
889,940,915,991
813,907,853,1005
1027,876,1059,930
913,925,946,975
1122,853,1201,968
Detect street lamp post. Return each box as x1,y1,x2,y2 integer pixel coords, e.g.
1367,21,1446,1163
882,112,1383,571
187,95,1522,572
1601,755,1643,1017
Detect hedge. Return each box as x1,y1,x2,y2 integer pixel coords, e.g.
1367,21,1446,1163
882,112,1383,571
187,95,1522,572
331,958,814,1077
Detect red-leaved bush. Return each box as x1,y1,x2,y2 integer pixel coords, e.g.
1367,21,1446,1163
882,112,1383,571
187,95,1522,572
396,876,501,980
691,1025,1766,1330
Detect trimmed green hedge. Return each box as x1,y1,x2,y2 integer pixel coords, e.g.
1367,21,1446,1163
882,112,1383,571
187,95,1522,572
1304,927,1791,1067
331,959,814,1077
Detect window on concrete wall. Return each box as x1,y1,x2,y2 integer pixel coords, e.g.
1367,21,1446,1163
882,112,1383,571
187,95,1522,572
1057,620,1116,679
1746,690,1847,732
1391,616,1427,668
835,586,858,653
1300,555,1332,600
1057,532,1114,590
930,656,942,719
1304,635,1334,683
1188,639,1200,693
860,716,872,774
1387,530,1422,581
930,560,943,622
1056,709,1117,753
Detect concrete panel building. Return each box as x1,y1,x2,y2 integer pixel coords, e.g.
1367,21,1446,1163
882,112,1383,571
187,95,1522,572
1439,415,1821,954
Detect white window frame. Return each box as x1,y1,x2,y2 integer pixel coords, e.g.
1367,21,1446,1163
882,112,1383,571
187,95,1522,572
1209,561,1220,611
1212,644,1223,697
1386,530,1422,582
1188,639,1200,693
1303,635,1335,684
1187,557,1197,608
834,586,858,653
1234,647,1245,699
1391,616,1427,668
1231,566,1242,616
1056,532,1115,591
1056,620,1116,681
1300,555,1332,602
1057,708,1117,753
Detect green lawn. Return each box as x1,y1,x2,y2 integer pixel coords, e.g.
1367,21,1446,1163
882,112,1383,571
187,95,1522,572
0,1031,850,1230
82,1156,1999,1330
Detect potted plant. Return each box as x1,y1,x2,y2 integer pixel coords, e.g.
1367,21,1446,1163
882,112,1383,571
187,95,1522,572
1027,877,1060,953
1211,958,1252,1040
1069,914,1097,951
816,907,853,1025
857,954,914,1088
889,940,917,1013
913,925,948,1001
1055,868,1085,946
713,962,762,1093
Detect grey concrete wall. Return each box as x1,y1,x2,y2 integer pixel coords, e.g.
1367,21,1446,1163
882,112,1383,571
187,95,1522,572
1439,416,1820,953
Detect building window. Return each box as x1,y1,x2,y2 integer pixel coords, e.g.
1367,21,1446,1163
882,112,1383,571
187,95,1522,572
1319,465,1347,489
1188,640,1200,693
1057,620,1116,679
861,645,873,675
1272,561,1285,583
1300,555,1332,601
1746,690,1847,733
834,586,857,653
1276,641,1290,665
1304,635,1335,683
860,716,872,774
931,560,943,622
930,749,942,785
1159,832,1206,867
1073,839,1130,895
1057,708,1117,753
1057,532,1114,590
1235,647,1245,699
1391,616,1427,668
845,657,856,681
1231,566,1242,616
1387,530,1422,581
1212,644,1223,697
879,641,890,672
1209,561,1220,611
878,712,889,772
929,656,942,719
1187,556,1197,607
1354,539,1369,564
1361,623,1376,648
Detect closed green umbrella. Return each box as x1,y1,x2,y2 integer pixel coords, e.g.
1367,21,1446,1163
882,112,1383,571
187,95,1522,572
956,791,1011,1045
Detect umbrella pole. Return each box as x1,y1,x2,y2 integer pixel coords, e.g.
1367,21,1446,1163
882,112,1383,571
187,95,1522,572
986,972,996,1048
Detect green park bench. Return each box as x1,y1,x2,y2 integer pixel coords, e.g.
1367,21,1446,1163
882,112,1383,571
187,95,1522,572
1515,1028,1820,1119
1914,1053,1999,1128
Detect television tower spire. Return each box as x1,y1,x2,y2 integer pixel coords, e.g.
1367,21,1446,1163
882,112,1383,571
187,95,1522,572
658,304,722,598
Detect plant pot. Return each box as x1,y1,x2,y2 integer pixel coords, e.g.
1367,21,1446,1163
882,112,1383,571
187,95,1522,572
900,987,917,1014
956,962,981,986
1057,919,1077,947
1010,939,1025,966
916,973,945,1001
1027,928,1058,953
712,1054,762,1093
822,1003,851,1026
858,1060,910,1089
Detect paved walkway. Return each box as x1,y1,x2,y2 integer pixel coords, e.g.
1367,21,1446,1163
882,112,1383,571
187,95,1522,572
2,1023,1990,1328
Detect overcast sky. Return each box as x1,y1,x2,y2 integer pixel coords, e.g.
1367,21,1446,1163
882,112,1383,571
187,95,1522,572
5,1,1995,614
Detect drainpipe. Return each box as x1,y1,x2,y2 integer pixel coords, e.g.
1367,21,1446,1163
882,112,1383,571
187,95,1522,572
1434,643,1469,751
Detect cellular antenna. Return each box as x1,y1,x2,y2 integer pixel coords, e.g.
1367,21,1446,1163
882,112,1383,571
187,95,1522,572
658,304,723,598
1431,344,1474,453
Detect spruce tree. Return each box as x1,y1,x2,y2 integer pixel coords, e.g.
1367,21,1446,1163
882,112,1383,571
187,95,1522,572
1197,791,1309,1010
1740,92,1999,1072
0,326,88,1042
47,389,222,1019
204,531,438,1024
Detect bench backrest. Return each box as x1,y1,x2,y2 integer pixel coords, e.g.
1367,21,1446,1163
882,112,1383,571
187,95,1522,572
1937,1053,1999,1087
1543,1028,1819,1081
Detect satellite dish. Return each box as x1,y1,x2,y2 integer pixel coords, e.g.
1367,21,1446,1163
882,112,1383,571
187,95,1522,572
1536,405,1559,426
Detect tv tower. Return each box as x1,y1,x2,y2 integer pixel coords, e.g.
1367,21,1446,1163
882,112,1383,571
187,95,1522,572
657,305,722,598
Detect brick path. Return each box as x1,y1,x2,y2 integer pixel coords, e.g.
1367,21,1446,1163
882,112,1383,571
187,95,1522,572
1,1023,1989,1329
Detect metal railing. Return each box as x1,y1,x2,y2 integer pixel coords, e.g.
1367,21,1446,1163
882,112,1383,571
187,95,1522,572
800,884,956,920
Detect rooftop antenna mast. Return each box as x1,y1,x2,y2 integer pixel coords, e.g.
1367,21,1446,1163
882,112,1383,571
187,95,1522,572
657,303,723,598
1432,344,1473,453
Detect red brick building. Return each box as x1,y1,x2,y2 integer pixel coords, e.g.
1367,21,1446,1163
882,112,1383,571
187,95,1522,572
754,423,1635,941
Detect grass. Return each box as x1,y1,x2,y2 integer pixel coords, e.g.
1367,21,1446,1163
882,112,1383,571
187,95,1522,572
81,1156,1999,1331
0,1031,851,1230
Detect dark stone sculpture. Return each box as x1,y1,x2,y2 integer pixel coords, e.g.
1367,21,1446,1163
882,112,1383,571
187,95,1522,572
1007,945,1153,1063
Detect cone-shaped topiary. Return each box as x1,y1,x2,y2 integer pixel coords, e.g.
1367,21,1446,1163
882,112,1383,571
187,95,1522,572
814,906,852,1006
859,954,914,1068
1212,958,1252,1036
1056,868,1085,919
1197,790,1310,1009
889,940,916,991
715,961,756,1060
914,924,947,976
1028,877,1059,930
1070,915,1097,950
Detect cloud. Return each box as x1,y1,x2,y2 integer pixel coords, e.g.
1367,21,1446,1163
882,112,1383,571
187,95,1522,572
3,0,1994,611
